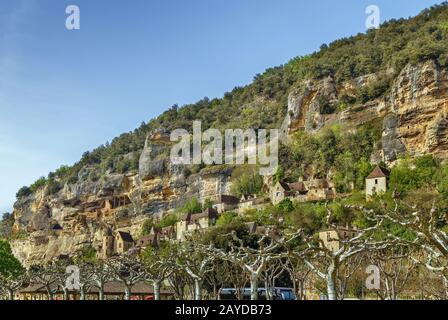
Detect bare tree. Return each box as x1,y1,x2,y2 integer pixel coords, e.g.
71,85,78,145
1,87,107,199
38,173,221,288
210,232,286,300
261,259,284,300
376,195,448,295
336,254,364,300
141,243,175,300
224,262,249,300
107,254,145,300
281,258,310,300
368,247,417,300
29,265,59,300
90,260,114,300
0,273,28,300
203,259,230,300
177,241,214,300
292,207,387,300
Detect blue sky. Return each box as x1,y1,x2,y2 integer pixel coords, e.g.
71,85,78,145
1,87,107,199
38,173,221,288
0,0,444,213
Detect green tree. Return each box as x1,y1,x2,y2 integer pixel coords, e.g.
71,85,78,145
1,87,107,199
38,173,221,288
183,197,203,214
0,240,24,279
231,169,264,198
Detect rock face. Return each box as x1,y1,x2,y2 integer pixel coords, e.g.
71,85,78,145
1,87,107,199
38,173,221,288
10,59,448,266
11,134,233,267
285,60,448,163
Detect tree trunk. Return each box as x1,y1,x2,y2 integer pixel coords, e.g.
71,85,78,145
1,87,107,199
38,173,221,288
7,289,14,301
46,286,54,300
153,280,161,301
250,274,259,300
124,285,131,300
194,279,202,301
63,288,69,301
99,287,105,301
80,286,86,301
326,263,338,301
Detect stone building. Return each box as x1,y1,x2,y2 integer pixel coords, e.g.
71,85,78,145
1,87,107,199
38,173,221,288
176,208,219,241
238,195,269,214
100,228,134,258
212,195,240,214
271,179,336,205
318,227,358,253
366,166,390,199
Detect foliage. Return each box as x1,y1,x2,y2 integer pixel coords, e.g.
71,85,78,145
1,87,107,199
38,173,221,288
157,213,178,228
231,167,264,198
0,240,24,278
0,213,14,240
389,155,439,194
182,197,203,215
141,218,154,236
280,121,381,191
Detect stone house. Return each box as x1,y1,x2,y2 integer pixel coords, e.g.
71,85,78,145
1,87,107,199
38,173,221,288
366,166,390,199
213,195,240,213
136,234,158,250
318,227,358,253
176,208,219,241
238,195,269,214
100,228,134,258
271,179,336,205
115,231,134,254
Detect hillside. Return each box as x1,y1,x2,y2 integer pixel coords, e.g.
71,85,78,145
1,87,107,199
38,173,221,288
5,3,448,265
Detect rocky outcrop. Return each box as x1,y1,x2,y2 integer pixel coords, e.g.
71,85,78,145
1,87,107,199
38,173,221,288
11,59,448,266
390,60,448,158
11,133,234,266
382,115,407,162
284,60,448,163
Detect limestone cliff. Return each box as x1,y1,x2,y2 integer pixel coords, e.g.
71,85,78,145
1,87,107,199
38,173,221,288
11,133,233,266
10,60,448,266
284,60,448,163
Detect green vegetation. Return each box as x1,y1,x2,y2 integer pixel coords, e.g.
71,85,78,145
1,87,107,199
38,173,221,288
0,213,14,240
181,197,203,215
278,122,381,192
230,166,264,198
0,240,24,279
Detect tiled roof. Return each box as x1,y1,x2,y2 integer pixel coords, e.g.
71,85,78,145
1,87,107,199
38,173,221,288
367,166,390,179
117,231,134,243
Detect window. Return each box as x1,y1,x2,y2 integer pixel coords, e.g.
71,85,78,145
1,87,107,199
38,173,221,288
327,232,331,242
375,179,378,185
276,192,281,197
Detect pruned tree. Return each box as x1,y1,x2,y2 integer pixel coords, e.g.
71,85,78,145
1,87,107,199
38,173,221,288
368,247,417,300
0,273,28,300
280,258,311,300
336,254,364,300
292,207,388,300
141,243,175,300
261,259,284,300
375,195,448,295
209,232,286,300
224,261,249,300
28,264,59,300
107,254,145,300
203,258,230,300
0,239,26,300
177,241,214,300
90,260,114,300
